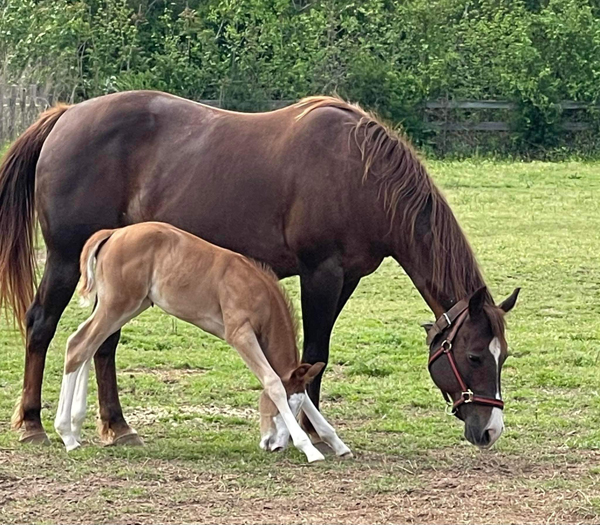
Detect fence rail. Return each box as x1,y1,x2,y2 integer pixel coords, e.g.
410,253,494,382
0,85,596,147
424,99,595,132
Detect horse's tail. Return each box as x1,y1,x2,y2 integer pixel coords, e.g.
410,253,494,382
79,229,116,307
0,104,70,334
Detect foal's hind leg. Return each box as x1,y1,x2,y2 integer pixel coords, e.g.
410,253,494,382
55,299,149,450
70,359,92,443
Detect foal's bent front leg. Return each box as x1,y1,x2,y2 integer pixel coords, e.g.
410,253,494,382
227,324,325,463
301,395,352,457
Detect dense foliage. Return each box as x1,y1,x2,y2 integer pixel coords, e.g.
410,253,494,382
1,0,599,155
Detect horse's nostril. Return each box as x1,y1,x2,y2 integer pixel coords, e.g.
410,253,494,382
481,429,492,446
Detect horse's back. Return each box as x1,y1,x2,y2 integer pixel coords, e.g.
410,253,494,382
34,91,384,275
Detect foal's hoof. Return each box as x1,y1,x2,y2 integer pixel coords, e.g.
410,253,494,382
306,449,326,463
108,432,145,447
338,450,354,459
19,430,50,446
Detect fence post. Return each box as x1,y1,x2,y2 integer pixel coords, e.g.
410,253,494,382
8,85,17,141
29,84,38,124
20,85,27,135
0,84,4,145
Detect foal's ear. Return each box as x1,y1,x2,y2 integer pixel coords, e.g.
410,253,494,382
468,286,488,318
421,322,434,334
499,287,521,313
292,362,326,386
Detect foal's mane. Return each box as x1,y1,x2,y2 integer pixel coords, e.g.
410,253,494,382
295,96,490,307
248,259,300,342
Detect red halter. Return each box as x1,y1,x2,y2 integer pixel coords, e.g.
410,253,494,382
427,302,504,414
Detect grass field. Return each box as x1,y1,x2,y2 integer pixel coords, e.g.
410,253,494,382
1,159,599,524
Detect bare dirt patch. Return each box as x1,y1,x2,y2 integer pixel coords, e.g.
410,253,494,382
1,449,598,524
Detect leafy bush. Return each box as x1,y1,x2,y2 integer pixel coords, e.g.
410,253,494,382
1,0,599,156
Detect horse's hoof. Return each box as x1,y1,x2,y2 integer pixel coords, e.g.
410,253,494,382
19,430,50,446
108,432,144,447
308,431,324,445
338,450,354,460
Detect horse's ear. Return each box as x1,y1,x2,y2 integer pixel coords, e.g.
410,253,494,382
421,322,434,334
292,362,325,386
468,286,488,318
499,287,520,313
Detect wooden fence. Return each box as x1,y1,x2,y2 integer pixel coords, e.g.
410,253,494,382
423,99,593,132
1,84,596,148
0,85,56,145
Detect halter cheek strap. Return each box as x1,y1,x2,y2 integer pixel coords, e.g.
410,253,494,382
427,305,504,414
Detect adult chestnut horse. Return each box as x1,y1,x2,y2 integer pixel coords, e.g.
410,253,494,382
0,91,519,449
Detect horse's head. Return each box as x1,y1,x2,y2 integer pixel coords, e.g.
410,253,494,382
424,286,520,449
258,362,325,452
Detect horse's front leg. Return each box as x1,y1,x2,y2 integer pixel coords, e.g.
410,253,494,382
299,260,359,440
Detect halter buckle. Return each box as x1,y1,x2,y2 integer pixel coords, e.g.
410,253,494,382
443,312,451,326
461,390,474,403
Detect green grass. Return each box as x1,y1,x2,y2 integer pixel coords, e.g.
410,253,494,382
1,159,599,523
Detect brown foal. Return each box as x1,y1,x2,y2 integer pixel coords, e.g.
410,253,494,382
53,222,351,462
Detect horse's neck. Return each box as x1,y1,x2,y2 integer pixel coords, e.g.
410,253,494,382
388,199,486,318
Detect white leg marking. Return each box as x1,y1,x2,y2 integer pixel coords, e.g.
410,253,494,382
70,359,92,443
484,337,504,447
301,394,352,457
266,414,290,451
265,393,306,451
265,379,324,463
54,368,82,452
288,393,304,417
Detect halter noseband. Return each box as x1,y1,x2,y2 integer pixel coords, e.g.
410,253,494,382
427,300,504,415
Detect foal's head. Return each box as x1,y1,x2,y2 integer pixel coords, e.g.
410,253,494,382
259,362,325,451
425,286,520,449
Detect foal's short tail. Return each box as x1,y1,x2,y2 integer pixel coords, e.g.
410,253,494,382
79,229,115,307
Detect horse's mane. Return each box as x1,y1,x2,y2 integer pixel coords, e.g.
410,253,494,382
294,96,489,306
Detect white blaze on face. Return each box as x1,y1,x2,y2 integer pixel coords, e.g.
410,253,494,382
484,337,504,447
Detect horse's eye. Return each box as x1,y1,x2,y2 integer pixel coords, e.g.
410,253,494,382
468,354,481,363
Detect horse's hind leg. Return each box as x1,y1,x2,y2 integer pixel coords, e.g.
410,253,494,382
94,330,144,446
13,252,80,445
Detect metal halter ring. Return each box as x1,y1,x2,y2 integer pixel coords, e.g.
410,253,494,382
445,402,457,416
441,340,452,352
460,390,474,403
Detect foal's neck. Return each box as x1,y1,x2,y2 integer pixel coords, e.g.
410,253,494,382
255,283,300,379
